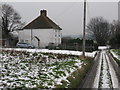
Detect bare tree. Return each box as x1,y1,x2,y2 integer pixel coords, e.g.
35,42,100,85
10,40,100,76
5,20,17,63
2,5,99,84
0,4,24,46
87,17,110,46
109,20,120,48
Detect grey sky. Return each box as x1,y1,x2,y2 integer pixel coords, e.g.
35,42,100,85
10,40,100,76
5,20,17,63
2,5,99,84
3,2,118,36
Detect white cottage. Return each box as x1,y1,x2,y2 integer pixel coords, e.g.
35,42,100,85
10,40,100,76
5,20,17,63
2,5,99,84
18,10,62,48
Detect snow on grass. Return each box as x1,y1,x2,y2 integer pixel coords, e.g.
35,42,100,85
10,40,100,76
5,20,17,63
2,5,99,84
110,49,120,60
1,48,96,57
0,48,93,88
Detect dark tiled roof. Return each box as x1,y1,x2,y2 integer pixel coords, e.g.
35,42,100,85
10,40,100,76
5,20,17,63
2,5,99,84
23,15,62,30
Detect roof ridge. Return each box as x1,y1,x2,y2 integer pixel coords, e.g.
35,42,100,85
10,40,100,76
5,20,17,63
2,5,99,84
39,15,62,30
42,15,56,29
22,16,40,29
22,13,62,30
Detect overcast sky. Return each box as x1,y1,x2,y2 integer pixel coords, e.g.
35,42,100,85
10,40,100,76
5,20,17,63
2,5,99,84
1,1,119,36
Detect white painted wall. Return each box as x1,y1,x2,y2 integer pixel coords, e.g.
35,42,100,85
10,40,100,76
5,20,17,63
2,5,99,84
18,29,62,48
54,29,62,45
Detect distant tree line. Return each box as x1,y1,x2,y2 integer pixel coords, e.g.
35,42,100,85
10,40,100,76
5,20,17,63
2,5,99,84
60,17,120,51
62,37,93,45
87,17,120,49
109,21,120,48
59,37,96,51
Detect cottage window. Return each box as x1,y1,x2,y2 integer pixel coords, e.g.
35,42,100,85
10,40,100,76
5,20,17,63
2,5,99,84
20,40,24,42
25,40,28,43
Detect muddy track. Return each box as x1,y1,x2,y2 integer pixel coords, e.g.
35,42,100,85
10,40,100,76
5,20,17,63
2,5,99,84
78,50,120,89
78,51,100,88
98,51,113,88
107,51,120,87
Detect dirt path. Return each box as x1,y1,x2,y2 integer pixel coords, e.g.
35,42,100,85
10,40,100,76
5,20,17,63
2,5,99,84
79,50,120,89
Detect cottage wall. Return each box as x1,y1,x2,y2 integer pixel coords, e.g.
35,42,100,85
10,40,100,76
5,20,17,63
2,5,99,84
18,29,61,48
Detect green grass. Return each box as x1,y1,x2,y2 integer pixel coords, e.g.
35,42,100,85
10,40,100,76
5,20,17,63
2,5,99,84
55,57,94,88
112,49,120,56
111,49,120,67
112,56,120,66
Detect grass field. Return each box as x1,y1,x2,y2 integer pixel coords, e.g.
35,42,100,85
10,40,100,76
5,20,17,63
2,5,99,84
0,49,94,88
112,49,120,56
110,49,120,66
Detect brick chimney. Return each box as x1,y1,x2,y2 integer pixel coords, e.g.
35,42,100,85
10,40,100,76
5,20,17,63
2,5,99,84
40,10,47,16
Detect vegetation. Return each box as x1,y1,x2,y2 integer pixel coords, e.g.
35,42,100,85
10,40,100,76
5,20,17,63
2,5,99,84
110,49,120,66
109,21,120,49
87,17,110,46
0,4,24,47
59,37,96,51
87,17,120,49
113,57,120,67
0,49,94,88
55,57,94,88
112,49,120,56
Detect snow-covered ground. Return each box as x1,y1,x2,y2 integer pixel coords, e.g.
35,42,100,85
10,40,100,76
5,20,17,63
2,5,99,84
105,53,119,88
99,51,112,88
110,49,120,60
1,48,96,57
98,46,109,50
0,48,95,88
92,52,102,88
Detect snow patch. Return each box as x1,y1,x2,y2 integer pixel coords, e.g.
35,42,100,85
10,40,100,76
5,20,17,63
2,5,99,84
1,48,96,57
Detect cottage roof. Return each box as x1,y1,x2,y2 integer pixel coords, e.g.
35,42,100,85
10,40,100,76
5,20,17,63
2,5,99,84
23,10,62,30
